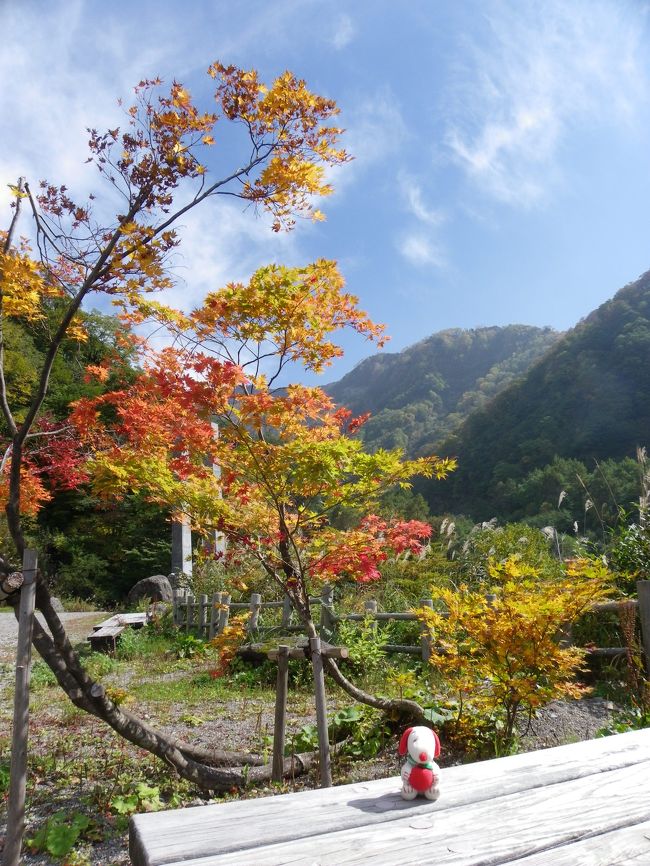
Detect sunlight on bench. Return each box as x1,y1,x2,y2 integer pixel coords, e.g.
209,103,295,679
130,728,650,865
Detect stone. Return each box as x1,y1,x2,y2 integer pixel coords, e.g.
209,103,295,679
127,574,174,607
50,596,65,612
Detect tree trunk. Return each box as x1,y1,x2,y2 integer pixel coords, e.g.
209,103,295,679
323,656,427,724
4,577,313,792
297,608,428,724
5,573,427,793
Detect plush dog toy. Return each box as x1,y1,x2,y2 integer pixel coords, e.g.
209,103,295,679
399,725,441,801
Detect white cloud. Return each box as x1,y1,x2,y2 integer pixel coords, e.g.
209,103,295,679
163,197,297,313
331,14,356,50
0,2,174,215
0,0,323,211
395,172,447,268
347,88,408,164
397,232,446,269
326,88,408,195
399,171,445,226
445,0,650,208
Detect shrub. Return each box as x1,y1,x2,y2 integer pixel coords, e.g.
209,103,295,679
209,613,249,677
417,556,615,752
115,626,158,660
337,615,387,675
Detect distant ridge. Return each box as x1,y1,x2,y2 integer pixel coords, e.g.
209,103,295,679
422,270,650,519
326,324,560,456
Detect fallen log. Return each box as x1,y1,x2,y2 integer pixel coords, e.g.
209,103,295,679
0,572,24,601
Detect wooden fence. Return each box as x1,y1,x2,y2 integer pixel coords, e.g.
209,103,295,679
172,586,435,659
171,580,650,666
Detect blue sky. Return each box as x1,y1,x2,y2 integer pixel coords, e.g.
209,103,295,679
2,0,650,384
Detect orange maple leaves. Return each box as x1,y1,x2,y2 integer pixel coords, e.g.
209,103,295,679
208,64,349,230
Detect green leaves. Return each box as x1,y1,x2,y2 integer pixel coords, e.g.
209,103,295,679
110,782,163,815
27,812,96,858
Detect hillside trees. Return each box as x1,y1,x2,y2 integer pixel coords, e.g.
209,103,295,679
326,325,560,456
1,63,453,789
0,304,166,601
424,272,650,520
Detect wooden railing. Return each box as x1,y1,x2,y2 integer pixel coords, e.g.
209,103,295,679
171,580,650,667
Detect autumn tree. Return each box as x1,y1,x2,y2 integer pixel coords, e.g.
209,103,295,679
1,63,453,790
71,260,454,721
1,63,349,789
417,556,614,752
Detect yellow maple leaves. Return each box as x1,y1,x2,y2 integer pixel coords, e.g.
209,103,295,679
0,245,59,321
207,62,349,230
191,261,385,373
416,555,615,749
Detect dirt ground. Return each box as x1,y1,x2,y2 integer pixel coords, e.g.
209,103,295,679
0,610,620,865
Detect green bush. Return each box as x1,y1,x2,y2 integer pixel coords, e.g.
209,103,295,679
30,659,58,688
337,616,388,674
115,627,160,660
84,651,119,679
27,811,99,859
286,705,390,760
172,633,208,659
58,596,101,612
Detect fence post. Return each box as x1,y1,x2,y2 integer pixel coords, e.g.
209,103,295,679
272,645,289,783
281,595,292,629
172,588,184,627
310,637,332,788
208,593,220,640
419,597,433,662
320,584,335,636
198,594,208,638
637,580,650,675
185,594,195,634
364,599,378,634
218,593,231,634
249,592,262,633
3,549,38,866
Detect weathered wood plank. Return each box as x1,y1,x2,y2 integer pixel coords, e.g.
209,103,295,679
89,625,124,638
271,645,289,783
592,598,638,613
129,729,650,866
158,759,650,865
505,818,650,865
266,643,348,661
341,612,418,622
310,636,331,787
92,613,148,631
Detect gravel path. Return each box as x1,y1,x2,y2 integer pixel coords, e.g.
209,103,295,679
0,610,107,664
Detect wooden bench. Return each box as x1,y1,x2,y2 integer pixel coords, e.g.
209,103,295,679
129,728,650,865
87,613,148,651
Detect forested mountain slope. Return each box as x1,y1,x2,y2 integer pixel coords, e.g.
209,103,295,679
326,325,560,454
423,270,650,520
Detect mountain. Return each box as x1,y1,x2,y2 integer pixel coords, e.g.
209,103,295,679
423,270,650,520
326,325,561,455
